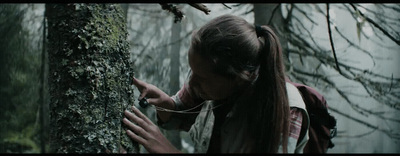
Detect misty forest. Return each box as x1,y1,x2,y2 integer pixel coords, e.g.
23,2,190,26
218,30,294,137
0,3,399,153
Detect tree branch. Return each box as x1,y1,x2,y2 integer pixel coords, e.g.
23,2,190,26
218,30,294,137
326,3,342,74
349,3,400,46
267,4,281,25
328,106,400,140
188,3,211,15
222,3,232,9
293,68,400,122
159,3,184,23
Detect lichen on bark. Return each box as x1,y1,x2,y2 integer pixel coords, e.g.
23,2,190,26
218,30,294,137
46,3,137,153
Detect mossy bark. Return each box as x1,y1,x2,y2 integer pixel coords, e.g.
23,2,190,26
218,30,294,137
46,4,138,153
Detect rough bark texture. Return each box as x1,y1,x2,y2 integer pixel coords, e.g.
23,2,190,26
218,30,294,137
46,4,138,153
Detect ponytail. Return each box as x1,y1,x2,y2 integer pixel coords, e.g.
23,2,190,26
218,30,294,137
190,15,289,153
248,25,289,153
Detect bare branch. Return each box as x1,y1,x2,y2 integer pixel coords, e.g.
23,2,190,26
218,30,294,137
188,3,211,15
326,3,342,74
329,106,400,140
154,30,193,50
137,29,158,58
287,27,400,113
159,3,184,23
222,3,232,9
284,3,294,25
381,3,400,12
357,4,400,22
337,128,377,138
242,8,254,16
291,16,325,52
349,3,400,46
267,4,281,25
293,67,400,122
333,26,377,65
293,4,319,26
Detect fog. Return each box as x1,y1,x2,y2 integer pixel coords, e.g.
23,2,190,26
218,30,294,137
3,3,398,153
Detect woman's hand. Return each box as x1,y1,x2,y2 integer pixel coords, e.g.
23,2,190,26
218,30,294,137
132,77,175,110
132,77,175,122
123,106,181,153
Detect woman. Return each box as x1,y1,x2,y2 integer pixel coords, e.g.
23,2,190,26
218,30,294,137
122,14,309,153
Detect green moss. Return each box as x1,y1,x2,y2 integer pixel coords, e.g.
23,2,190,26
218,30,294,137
65,88,76,96
47,4,137,153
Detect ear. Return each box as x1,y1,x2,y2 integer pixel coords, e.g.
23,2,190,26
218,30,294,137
235,71,258,86
249,72,259,81
242,70,258,81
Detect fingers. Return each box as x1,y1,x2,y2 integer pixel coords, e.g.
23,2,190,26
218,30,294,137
126,129,147,146
132,77,148,100
132,77,146,90
124,110,149,129
123,117,149,140
138,93,147,101
131,106,153,125
145,98,158,106
123,107,156,146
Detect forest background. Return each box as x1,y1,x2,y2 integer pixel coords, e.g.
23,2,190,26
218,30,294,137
0,3,399,153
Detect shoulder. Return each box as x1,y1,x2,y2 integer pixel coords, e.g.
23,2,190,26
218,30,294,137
286,82,306,110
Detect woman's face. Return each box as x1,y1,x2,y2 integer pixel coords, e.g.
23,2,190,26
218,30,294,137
188,48,245,100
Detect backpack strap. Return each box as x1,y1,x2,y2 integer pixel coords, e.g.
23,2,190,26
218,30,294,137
286,82,310,153
286,82,307,110
286,78,337,153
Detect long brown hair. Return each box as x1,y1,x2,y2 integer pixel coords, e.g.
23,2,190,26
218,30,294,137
190,14,289,153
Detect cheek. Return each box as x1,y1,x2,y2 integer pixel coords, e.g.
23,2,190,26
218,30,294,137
188,78,208,98
188,75,238,100
204,80,236,100
189,80,217,100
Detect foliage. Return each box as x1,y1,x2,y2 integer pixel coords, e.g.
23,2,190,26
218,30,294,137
1,3,398,153
0,4,42,153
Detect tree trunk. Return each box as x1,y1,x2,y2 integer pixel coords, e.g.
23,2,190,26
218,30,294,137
167,22,182,150
39,9,47,153
253,4,290,69
46,4,138,153
169,22,182,96
120,4,129,20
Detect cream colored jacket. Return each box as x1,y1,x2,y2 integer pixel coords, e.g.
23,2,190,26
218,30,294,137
159,82,310,153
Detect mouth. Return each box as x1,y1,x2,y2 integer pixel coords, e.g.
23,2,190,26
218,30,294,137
198,92,207,99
